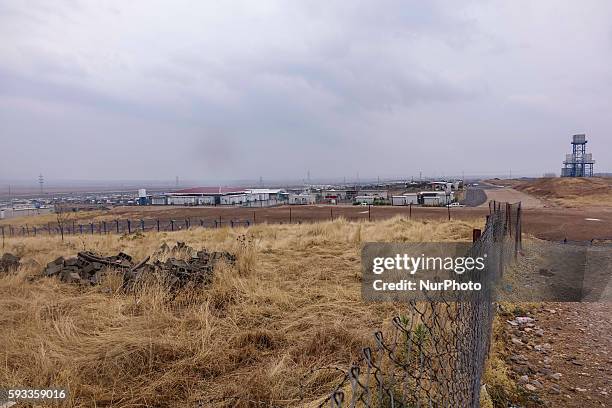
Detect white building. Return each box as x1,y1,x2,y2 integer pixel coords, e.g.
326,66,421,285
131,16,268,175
357,190,388,199
354,195,376,204
420,191,454,206
288,192,316,205
391,193,419,206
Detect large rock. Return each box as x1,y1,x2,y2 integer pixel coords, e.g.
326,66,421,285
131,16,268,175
0,253,20,273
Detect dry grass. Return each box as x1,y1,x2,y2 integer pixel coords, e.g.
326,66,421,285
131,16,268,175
0,216,481,407
0,210,106,227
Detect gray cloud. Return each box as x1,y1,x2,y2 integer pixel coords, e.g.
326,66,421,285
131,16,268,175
0,0,611,183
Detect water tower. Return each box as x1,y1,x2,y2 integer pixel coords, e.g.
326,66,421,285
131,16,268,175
561,134,595,177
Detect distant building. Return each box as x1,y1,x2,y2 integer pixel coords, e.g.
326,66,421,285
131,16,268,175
288,192,316,205
162,187,284,206
357,190,388,199
354,195,376,204
420,191,454,206
391,193,419,206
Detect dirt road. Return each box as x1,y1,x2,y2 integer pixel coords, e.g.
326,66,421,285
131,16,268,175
480,187,545,209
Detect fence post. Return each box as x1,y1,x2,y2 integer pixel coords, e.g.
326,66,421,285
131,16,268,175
157,219,160,232
253,211,256,225
219,216,222,227
409,202,412,219
116,220,119,233
506,202,512,236
33,226,37,236
79,224,83,234
1,226,4,249
230,220,234,228
330,207,333,221
369,205,371,221
90,223,94,235
26,225,29,236
48,222,51,235
200,219,203,227
185,218,189,230
170,220,174,231
447,203,451,221
103,221,107,234
141,219,145,232
472,229,482,242
127,220,131,234
289,207,292,223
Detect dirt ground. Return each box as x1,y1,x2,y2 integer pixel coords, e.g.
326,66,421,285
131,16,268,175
502,303,611,407
118,204,610,241
2,204,611,242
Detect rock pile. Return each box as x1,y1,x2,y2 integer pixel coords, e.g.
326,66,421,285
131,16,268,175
42,242,236,291
43,251,135,284
0,253,20,273
125,242,236,291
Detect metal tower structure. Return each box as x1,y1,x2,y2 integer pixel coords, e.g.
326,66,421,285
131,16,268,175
561,134,595,177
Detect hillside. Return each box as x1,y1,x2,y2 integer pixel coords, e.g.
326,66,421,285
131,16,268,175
488,177,612,208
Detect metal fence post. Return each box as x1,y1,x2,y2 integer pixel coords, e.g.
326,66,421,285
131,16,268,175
127,220,131,234
141,219,145,232
90,223,94,235
79,224,83,234
1,226,4,249
157,219,160,232
289,207,292,223
116,219,119,233
170,220,174,231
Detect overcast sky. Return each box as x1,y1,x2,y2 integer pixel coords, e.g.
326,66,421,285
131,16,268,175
1,0,611,183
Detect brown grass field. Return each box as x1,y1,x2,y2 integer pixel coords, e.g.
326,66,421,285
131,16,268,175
0,216,483,407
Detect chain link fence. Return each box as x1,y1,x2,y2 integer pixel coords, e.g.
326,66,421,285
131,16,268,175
317,201,522,407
